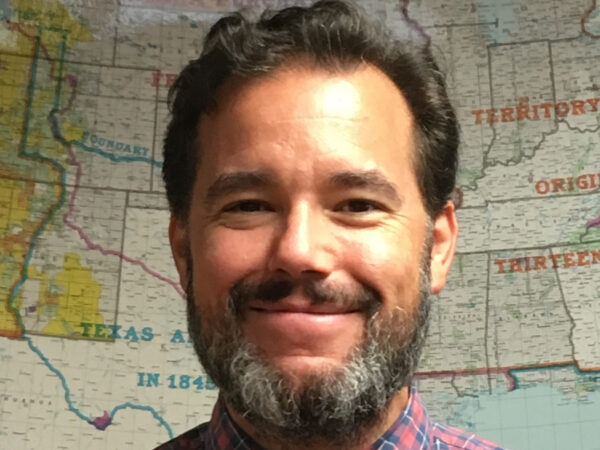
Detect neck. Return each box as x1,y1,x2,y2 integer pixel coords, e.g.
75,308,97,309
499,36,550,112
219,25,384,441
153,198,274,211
225,386,410,450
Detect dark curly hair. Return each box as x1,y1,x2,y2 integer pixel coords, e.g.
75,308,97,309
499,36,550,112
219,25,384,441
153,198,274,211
163,0,459,222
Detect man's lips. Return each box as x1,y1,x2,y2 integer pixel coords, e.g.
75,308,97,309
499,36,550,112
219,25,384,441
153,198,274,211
242,297,366,352
247,298,359,315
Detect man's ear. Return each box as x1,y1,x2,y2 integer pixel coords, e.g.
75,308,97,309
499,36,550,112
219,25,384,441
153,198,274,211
429,200,458,294
169,216,189,290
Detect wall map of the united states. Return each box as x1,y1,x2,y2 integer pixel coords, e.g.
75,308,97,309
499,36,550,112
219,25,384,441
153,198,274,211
1,0,599,448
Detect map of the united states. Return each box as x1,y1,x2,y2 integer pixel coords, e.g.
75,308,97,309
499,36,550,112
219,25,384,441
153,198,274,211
1,0,599,448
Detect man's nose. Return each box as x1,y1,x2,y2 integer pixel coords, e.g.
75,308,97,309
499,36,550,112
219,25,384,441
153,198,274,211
267,202,335,279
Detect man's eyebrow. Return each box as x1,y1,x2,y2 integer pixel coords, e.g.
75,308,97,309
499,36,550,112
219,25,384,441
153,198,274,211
328,170,401,202
204,171,275,204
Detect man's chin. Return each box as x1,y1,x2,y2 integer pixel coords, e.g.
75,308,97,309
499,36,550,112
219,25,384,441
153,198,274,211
263,354,350,388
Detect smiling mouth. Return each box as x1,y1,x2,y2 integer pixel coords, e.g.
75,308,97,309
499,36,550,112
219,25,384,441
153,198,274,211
247,298,360,315
240,297,368,352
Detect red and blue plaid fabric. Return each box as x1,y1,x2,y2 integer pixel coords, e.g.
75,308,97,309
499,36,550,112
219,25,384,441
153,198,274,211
155,387,504,449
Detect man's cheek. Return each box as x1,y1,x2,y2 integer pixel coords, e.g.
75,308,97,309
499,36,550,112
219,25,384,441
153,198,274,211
346,238,421,303
343,234,410,274
194,234,268,293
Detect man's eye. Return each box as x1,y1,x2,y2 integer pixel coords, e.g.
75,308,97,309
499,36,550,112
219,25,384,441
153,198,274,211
337,199,382,213
224,200,272,213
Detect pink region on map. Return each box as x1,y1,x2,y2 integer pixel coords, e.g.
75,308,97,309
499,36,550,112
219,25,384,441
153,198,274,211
587,216,600,229
91,411,111,430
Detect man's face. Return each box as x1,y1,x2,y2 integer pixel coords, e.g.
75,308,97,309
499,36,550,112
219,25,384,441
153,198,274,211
169,63,457,439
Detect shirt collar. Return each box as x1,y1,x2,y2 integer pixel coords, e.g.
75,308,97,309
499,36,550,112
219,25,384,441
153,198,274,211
372,386,433,449
207,398,261,450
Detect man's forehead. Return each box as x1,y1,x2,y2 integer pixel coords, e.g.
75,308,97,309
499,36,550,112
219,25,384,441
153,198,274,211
192,62,420,204
203,61,414,126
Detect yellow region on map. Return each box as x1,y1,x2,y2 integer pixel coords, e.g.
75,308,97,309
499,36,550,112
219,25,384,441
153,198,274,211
0,178,35,337
41,252,104,337
0,55,32,147
9,0,92,49
61,121,85,142
0,0,93,339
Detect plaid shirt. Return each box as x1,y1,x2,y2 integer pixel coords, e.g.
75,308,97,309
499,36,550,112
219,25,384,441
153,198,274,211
155,387,504,450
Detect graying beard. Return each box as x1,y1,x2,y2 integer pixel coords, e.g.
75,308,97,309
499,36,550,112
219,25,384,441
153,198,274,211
186,227,433,446
220,305,428,447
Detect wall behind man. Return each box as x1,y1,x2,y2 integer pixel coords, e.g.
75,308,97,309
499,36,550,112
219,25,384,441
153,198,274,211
0,0,599,448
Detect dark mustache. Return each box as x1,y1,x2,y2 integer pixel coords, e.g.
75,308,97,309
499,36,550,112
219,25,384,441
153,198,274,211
229,277,381,317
